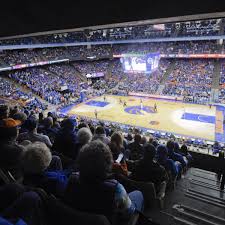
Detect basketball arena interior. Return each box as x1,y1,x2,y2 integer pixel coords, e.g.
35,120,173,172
0,3,225,225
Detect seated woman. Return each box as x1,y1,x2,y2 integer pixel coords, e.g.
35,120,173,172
156,145,180,183
63,140,144,222
180,144,193,166
108,132,128,176
22,142,68,197
167,140,187,172
131,144,168,193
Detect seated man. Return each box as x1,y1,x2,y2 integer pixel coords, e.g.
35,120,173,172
131,144,168,192
166,140,187,173
22,142,67,197
63,140,144,222
0,118,24,181
156,145,179,180
17,118,52,148
127,134,144,160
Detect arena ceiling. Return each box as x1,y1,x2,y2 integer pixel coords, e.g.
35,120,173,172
1,0,225,38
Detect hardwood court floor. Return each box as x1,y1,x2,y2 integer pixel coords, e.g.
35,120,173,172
67,95,216,141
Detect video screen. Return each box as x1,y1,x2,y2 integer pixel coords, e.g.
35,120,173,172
121,53,160,74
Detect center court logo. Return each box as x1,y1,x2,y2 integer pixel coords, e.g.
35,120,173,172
124,105,155,115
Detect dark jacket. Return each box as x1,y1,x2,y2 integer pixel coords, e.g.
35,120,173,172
64,174,118,222
52,129,78,160
0,142,24,180
131,159,167,189
127,142,144,160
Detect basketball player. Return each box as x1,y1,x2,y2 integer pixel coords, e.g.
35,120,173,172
119,98,122,104
94,109,98,119
140,99,143,110
123,101,127,107
104,96,106,102
154,103,157,113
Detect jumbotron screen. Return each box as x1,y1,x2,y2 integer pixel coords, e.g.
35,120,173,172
120,53,160,74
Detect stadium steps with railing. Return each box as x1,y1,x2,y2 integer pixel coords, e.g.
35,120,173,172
145,167,225,225
155,60,176,94
212,60,221,89
160,60,176,85
70,64,87,82
210,60,221,102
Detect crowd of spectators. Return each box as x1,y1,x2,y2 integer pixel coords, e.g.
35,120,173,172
113,41,221,55
8,66,83,105
0,77,46,111
219,60,225,103
0,101,205,225
1,56,218,105
0,41,223,67
163,59,214,104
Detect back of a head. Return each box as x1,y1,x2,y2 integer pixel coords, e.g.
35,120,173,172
174,142,180,152
78,140,113,183
143,143,156,160
95,126,105,135
61,118,77,131
167,140,175,151
134,134,142,144
78,122,89,130
24,118,38,132
9,107,19,117
180,144,188,155
77,127,93,145
110,132,123,148
157,144,168,158
23,142,52,174
151,139,159,147
0,118,21,142
43,117,53,128
12,112,27,124
0,104,9,120
140,136,147,145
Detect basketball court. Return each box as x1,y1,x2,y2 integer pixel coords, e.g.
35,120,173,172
62,95,225,142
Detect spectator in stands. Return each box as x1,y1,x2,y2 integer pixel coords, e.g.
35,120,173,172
217,151,225,190
64,140,144,222
140,136,147,145
128,134,144,160
131,144,168,192
0,118,24,180
180,144,193,166
109,132,128,176
125,133,133,145
17,118,52,148
39,117,58,143
92,126,110,144
0,183,44,225
0,105,9,120
213,141,221,154
52,118,78,160
76,127,93,152
22,142,67,197
156,145,178,179
12,112,28,133
167,140,187,172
